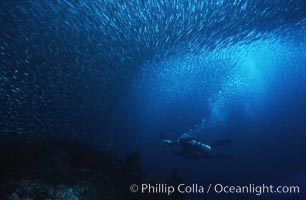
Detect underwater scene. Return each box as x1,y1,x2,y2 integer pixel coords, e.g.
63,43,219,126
0,0,306,199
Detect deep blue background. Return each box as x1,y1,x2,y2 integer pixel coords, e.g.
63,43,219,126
0,0,305,199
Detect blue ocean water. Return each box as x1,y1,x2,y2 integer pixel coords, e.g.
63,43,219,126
0,0,306,199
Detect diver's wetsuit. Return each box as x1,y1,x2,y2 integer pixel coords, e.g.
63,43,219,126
177,133,212,156
162,133,235,160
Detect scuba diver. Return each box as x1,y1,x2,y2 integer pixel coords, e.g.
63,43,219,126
161,133,236,161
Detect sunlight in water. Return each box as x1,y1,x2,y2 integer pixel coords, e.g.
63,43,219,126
129,34,306,136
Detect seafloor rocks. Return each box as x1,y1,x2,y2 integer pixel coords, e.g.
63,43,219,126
0,135,183,200
4,180,85,200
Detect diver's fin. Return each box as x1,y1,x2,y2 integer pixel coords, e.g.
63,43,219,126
210,139,232,147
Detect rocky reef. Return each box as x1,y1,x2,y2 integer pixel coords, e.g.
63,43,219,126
0,135,183,200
